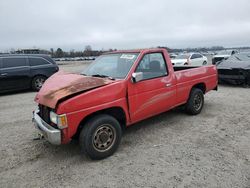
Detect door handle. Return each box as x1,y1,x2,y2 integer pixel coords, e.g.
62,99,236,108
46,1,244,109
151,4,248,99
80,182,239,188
166,83,172,87
1,73,8,76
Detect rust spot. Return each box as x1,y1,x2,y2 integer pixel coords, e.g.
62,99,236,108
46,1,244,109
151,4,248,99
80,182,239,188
36,72,114,108
45,77,110,100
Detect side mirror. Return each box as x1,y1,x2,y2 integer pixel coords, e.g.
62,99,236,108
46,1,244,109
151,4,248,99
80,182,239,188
131,72,143,83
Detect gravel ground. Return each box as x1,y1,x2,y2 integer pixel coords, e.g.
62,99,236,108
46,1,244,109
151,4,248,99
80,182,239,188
0,62,249,188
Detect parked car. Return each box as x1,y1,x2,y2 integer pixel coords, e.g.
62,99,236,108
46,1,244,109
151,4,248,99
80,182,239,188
212,50,238,65
217,52,250,86
33,48,217,160
0,54,59,93
171,53,208,66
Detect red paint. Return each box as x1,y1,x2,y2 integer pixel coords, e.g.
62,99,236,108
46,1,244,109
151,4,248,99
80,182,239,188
35,48,218,144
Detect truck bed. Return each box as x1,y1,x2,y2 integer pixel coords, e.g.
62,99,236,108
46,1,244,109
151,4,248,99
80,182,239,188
173,66,201,72
173,65,218,105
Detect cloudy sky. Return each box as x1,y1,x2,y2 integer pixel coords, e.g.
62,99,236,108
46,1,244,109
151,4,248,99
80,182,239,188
0,0,250,51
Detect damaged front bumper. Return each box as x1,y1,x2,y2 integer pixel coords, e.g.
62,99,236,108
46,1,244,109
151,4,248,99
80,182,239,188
32,110,61,145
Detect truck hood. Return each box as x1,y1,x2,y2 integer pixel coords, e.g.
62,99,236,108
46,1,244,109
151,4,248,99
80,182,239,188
35,71,114,109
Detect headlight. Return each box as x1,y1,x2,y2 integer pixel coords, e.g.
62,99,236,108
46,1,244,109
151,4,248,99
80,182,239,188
50,111,57,124
49,111,68,129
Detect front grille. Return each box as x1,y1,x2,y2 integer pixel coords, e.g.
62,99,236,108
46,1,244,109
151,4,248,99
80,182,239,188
38,104,50,124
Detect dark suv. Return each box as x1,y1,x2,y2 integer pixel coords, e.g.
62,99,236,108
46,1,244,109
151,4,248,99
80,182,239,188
0,54,59,93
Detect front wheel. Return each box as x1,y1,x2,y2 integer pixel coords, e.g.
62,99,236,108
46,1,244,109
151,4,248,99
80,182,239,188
203,61,207,65
185,88,204,115
79,114,122,160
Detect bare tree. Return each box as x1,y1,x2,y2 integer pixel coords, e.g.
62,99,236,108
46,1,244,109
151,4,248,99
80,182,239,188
84,45,92,56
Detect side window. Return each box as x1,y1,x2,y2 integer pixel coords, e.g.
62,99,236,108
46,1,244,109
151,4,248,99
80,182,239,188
196,54,203,58
190,54,196,59
2,57,27,68
191,54,202,59
29,57,50,66
135,53,168,80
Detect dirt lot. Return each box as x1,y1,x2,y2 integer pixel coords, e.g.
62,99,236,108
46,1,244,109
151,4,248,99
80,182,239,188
0,62,249,188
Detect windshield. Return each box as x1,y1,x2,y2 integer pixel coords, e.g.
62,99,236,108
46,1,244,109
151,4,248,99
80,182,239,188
175,54,189,59
82,53,139,79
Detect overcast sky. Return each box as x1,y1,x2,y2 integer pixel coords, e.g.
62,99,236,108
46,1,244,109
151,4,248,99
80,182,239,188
0,0,250,51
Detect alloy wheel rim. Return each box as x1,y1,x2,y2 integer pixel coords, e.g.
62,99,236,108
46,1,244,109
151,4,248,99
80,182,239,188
35,78,45,89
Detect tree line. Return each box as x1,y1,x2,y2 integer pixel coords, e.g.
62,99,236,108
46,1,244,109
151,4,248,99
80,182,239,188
50,45,105,58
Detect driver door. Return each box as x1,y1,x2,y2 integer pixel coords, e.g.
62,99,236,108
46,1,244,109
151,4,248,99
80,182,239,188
127,52,176,123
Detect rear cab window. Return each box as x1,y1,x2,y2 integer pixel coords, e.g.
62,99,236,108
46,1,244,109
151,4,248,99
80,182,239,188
2,57,28,68
135,52,168,80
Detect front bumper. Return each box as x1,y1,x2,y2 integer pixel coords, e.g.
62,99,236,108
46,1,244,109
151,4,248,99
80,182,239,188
33,110,61,145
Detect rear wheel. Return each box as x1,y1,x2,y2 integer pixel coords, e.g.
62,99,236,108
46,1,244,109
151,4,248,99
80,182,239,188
203,61,207,65
31,75,46,91
79,114,122,160
185,88,204,115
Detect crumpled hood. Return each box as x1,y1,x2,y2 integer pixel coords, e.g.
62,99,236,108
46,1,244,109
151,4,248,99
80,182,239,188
217,60,250,70
35,71,114,109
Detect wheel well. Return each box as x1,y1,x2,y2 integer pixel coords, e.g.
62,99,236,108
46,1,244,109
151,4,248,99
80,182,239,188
74,107,127,139
32,74,47,80
31,74,47,83
192,83,206,94
30,75,47,88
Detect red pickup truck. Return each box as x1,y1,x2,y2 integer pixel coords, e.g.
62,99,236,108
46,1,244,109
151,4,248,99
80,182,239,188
33,48,217,159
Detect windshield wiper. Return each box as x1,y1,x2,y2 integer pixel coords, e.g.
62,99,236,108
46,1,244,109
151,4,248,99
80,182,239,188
91,74,115,80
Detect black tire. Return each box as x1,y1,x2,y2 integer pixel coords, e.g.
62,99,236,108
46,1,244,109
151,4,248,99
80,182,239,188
31,75,46,91
185,88,204,115
79,114,122,160
203,61,207,65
